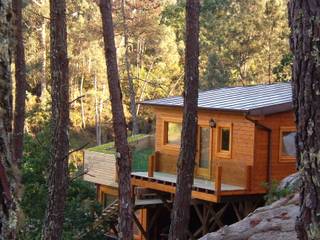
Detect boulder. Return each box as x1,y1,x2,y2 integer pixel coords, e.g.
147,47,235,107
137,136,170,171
200,173,301,240
277,172,301,193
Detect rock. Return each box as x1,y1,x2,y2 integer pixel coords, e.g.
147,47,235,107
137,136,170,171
200,193,299,240
277,172,301,193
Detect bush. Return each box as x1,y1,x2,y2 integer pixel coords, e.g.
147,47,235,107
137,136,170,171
19,128,105,239
262,180,292,205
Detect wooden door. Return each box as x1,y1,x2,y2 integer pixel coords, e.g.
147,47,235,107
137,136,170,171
196,126,212,179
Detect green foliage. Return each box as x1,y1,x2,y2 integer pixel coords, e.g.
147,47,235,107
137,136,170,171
88,134,148,153
88,134,154,172
19,128,105,239
162,0,290,87
273,53,293,82
262,180,293,205
202,53,230,90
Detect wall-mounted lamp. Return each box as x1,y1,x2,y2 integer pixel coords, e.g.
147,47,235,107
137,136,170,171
209,119,216,128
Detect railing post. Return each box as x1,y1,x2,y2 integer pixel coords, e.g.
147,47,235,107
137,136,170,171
148,154,155,177
246,165,252,191
215,166,222,201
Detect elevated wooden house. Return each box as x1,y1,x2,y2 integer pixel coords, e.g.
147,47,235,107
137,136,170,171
84,82,297,239
133,82,296,203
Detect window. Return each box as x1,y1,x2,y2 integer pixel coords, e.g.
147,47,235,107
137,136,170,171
280,127,296,162
216,123,232,158
221,128,230,151
165,122,182,145
101,193,117,208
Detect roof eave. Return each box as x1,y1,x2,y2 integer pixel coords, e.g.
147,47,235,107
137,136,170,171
139,101,293,115
247,102,293,116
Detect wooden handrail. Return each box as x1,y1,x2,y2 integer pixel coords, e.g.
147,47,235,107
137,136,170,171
245,165,252,191
214,166,222,202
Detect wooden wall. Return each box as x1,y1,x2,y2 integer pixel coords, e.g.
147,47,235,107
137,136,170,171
254,111,297,192
153,106,255,187
83,150,118,187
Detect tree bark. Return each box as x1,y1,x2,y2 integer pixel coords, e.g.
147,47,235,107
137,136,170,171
94,73,101,145
40,19,47,97
288,1,320,239
121,0,138,135
42,0,69,239
80,74,86,129
12,0,27,165
99,0,133,239
168,0,200,239
0,0,18,238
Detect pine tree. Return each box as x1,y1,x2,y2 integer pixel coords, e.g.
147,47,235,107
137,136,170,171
0,0,19,238
99,0,133,238
289,0,320,239
169,0,200,239
12,0,27,164
42,0,70,238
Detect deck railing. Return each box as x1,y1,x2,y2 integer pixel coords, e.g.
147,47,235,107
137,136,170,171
147,151,159,177
145,152,253,201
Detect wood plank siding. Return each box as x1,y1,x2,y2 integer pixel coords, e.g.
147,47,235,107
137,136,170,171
83,150,118,187
132,106,297,202
153,106,255,189
253,111,297,189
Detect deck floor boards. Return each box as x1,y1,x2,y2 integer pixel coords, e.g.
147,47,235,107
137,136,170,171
132,171,244,191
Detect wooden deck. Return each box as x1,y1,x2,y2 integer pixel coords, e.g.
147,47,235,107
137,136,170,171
132,172,244,191
131,171,248,203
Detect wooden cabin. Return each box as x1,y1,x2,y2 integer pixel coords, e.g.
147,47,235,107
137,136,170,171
84,82,297,239
132,82,297,203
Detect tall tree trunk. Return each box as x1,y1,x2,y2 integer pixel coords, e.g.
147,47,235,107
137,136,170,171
121,0,138,135
99,0,133,239
98,83,106,144
40,19,47,97
42,0,69,239
80,74,86,129
168,0,200,239
12,0,26,165
94,73,101,145
0,0,18,238
288,1,320,239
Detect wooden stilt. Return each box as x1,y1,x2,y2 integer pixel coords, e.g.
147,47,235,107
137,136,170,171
132,211,148,240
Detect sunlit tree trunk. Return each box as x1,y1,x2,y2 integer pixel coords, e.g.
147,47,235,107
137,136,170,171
168,0,200,239
99,0,133,238
94,73,102,145
289,1,320,239
0,0,18,238
42,0,70,238
121,0,138,135
40,19,47,97
80,74,86,129
12,0,26,165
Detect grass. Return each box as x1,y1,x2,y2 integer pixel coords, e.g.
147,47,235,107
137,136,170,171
87,134,153,172
87,134,148,154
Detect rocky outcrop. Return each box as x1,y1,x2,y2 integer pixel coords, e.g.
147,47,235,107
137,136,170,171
200,173,301,240
277,172,301,193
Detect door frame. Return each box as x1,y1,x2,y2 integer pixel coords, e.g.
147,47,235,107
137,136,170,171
196,125,213,179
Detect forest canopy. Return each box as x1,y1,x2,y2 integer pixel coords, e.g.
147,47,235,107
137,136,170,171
23,0,290,141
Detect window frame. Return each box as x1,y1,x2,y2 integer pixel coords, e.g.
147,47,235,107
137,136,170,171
279,126,297,163
215,123,232,159
163,120,182,148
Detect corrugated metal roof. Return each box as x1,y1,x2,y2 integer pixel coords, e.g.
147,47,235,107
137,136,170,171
141,82,293,115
